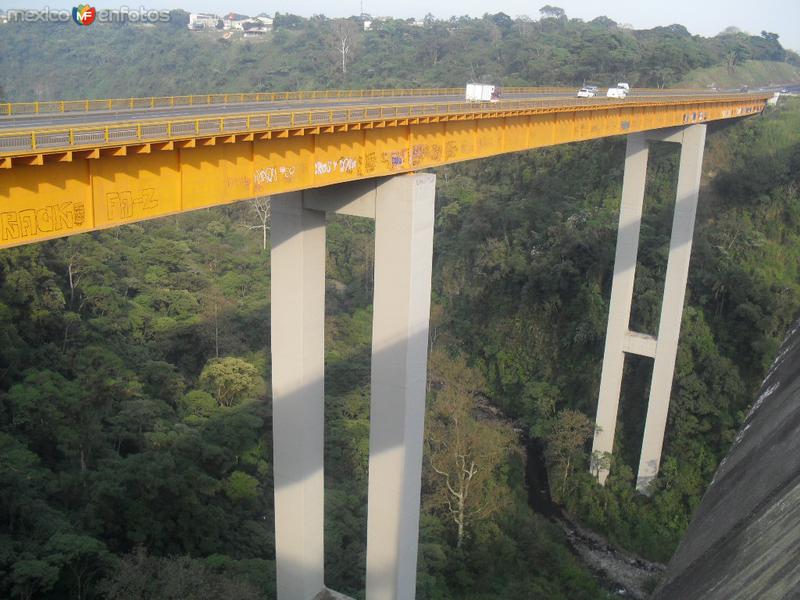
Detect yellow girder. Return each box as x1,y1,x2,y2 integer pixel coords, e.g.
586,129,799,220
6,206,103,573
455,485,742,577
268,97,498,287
0,92,770,249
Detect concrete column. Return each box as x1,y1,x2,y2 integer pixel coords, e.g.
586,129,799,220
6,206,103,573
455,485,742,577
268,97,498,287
591,134,649,485
637,124,707,492
271,193,326,600
366,173,436,600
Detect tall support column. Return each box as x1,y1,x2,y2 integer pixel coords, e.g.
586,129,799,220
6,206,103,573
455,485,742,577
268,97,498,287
271,193,327,600
637,124,707,492
591,134,650,485
366,174,436,600
591,124,707,493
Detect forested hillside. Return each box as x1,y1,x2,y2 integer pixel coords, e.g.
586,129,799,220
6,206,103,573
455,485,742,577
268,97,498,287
1,11,799,600
0,10,797,100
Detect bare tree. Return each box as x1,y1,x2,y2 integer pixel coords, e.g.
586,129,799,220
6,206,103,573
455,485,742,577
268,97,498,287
425,351,516,548
330,19,360,75
245,196,270,250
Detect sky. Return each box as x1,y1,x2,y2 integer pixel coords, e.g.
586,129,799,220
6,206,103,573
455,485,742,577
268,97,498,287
1,0,798,51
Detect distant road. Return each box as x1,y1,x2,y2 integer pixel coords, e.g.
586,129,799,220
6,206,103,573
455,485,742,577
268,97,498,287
0,89,729,133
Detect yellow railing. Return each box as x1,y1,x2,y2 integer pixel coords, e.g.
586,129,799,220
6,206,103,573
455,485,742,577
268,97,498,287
0,86,716,117
0,93,770,157
0,87,580,116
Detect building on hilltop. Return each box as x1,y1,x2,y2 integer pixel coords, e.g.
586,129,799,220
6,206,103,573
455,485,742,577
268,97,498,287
223,12,249,30
188,13,220,30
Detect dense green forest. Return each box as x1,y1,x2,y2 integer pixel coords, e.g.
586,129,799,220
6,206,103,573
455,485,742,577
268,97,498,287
1,9,800,600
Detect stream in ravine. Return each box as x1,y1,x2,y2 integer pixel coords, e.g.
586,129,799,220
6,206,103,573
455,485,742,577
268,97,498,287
524,438,665,598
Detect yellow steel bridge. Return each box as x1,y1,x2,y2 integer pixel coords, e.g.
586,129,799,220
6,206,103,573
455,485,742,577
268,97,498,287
0,86,770,249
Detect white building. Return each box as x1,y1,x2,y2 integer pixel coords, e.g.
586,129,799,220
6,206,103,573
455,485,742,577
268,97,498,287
223,12,249,30
254,15,273,29
188,13,219,30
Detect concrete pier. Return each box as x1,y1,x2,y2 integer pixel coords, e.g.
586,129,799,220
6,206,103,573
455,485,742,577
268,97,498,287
591,125,707,492
271,173,436,599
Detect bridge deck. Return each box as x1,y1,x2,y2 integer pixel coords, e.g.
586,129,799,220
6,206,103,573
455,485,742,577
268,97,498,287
0,87,772,249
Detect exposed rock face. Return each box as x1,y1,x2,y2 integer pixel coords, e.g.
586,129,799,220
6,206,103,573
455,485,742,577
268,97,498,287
653,319,800,600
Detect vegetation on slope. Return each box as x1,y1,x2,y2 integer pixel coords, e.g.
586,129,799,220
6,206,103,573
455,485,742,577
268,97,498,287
433,98,800,560
0,10,797,100
677,59,800,88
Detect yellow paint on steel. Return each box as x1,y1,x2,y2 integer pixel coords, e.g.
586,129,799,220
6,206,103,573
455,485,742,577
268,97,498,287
0,94,766,157
0,92,770,249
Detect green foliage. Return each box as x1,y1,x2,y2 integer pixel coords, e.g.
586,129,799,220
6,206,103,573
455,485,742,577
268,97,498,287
178,390,218,423
199,356,261,407
224,471,260,503
10,559,59,600
98,549,264,599
0,13,795,101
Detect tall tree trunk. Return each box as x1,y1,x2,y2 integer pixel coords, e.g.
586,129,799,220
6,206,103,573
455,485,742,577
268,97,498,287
456,488,465,548
214,300,220,358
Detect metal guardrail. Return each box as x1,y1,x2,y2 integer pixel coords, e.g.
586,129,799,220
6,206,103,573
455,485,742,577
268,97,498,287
0,86,714,117
0,87,580,117
0,93,770,157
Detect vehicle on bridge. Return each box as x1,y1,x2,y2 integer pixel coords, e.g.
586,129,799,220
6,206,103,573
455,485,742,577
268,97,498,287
607,83,630,99
577,85,598,98
465,83,500,102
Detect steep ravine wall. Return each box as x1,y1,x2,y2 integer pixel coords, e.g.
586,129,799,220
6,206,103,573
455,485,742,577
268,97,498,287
652,318,800,599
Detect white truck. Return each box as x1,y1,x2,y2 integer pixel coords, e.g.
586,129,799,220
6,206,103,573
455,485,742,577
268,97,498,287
465,84,500,102
606,82,630,99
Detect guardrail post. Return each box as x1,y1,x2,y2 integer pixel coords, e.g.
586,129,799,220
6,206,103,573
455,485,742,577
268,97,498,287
85,100,89,112
35,101,40,114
